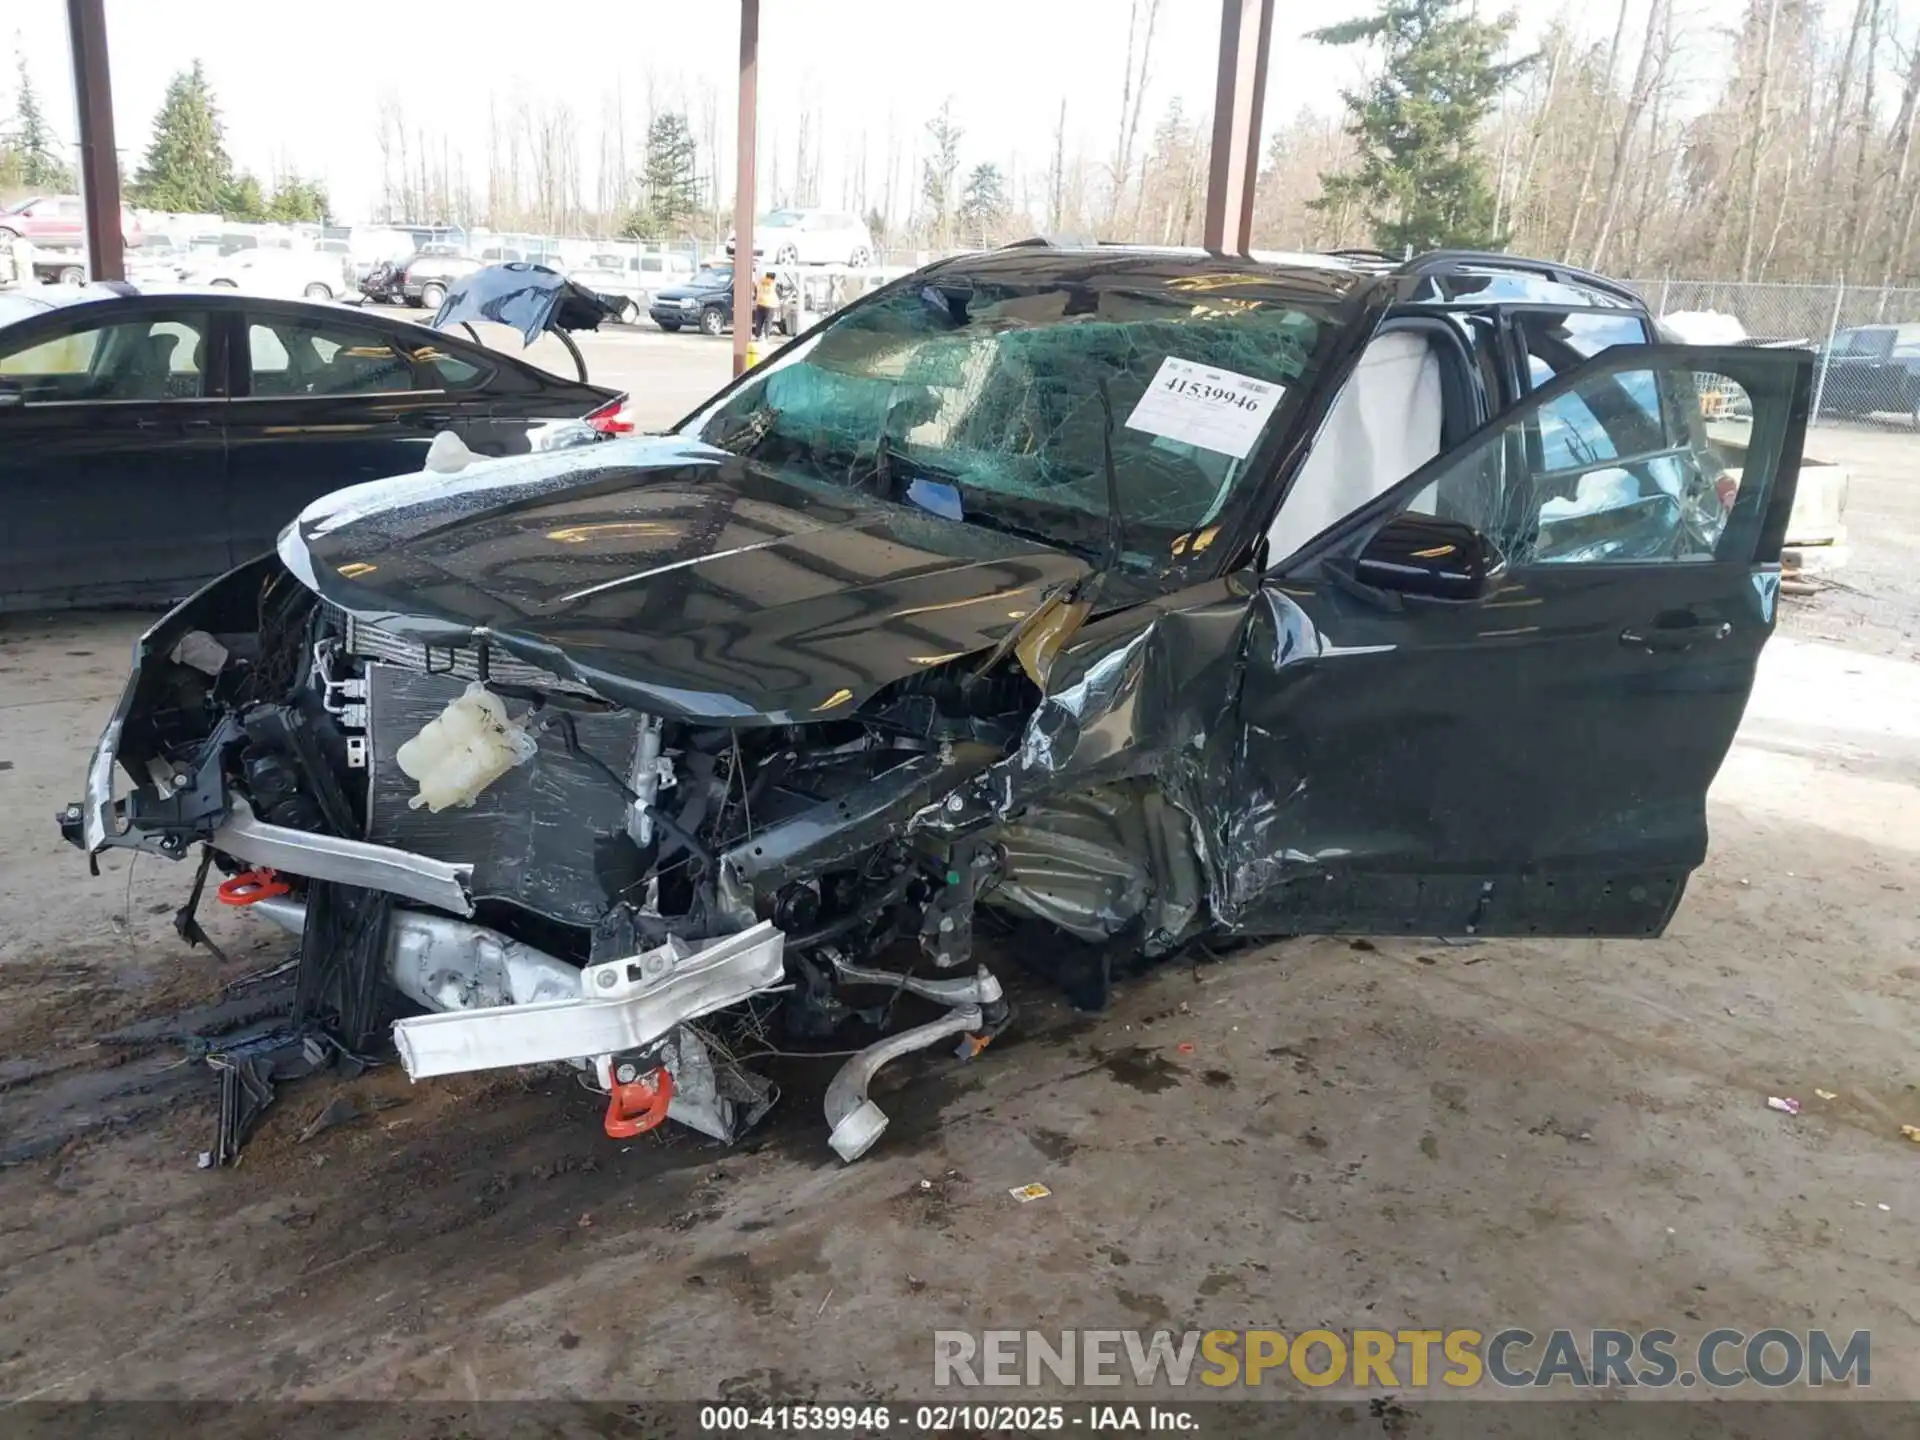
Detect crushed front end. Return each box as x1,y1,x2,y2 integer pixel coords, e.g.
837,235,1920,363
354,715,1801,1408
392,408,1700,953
67,249,1363,1161
65,550,1120,1161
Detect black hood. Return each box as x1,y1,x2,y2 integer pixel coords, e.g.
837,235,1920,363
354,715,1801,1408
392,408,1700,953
281,437,1089,722
654,276,732,302
431,262,617,344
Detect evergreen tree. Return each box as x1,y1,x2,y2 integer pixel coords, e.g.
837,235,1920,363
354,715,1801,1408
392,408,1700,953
958,162,1008,246
265,174,330,223
220,171,266,222
1311,0,1525,253
8,55,74,190
127,61,233,212
920,101,963,247
641,112,698,237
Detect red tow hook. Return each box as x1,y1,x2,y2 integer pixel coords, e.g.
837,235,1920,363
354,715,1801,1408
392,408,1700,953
604,1064,676,1139
216,868,290,906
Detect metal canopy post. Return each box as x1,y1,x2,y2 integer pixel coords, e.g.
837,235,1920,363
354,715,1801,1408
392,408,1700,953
66,0,124,283
731,0,760,376
1202,0,1275,256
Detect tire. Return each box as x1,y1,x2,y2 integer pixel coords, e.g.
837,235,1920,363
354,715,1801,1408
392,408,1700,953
303,282,333,300
698,306,726,337
57,264,86,285
775,243,799,265
848,245,872,267
655,318,681,332
419,282,447,310
0,226,18,241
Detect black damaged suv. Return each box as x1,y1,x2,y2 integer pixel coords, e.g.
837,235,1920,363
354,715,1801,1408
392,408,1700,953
67,244,1812,1161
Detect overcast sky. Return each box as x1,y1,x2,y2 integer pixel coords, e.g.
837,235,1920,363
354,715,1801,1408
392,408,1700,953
6,0,1760,222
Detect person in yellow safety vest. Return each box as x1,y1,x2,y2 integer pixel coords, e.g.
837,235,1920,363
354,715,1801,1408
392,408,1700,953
753,270,778,338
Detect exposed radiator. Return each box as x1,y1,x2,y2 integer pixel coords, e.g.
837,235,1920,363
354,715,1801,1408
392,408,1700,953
362,663,642,925
340,610,597,696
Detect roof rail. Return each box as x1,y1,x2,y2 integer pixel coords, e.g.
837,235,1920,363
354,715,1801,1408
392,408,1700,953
1322,247,1398,262
1398,249,1644,304
1001,234,1100,250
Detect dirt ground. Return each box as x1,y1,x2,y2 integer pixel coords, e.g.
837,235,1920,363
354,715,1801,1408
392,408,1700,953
1,384,1916,1421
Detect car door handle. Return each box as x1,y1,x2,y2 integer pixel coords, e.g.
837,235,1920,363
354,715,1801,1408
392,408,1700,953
1620,619,1733,652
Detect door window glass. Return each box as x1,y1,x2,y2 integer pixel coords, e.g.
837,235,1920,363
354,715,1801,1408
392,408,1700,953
248,318,420,395
1410,358,1770,565
407,342,488,389
1520,311,1659,472
0,313,207,401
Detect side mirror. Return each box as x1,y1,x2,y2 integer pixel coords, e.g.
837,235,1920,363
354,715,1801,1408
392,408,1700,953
1353,513,1506,602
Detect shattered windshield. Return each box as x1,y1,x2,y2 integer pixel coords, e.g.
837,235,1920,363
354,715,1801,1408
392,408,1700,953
684,255,1335,570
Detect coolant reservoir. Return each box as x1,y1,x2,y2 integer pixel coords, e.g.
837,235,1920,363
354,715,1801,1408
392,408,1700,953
394,681,539,812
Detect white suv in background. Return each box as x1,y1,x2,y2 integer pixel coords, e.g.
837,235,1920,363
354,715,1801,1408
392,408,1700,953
726,209,874,267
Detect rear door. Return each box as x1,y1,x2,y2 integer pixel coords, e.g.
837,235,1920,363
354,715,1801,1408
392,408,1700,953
1225,344,1811,938
225,306,488,560
0,304,229,607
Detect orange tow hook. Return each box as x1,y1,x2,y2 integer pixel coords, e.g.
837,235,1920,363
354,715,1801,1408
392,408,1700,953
604,1064,675,1139
216,868,290,906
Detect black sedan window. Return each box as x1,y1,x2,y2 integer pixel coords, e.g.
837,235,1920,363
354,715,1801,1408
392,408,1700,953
247,318,422,396
0,313,207,403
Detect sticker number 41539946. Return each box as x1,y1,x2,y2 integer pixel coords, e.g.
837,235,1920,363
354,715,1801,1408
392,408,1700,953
1123,355,1283,460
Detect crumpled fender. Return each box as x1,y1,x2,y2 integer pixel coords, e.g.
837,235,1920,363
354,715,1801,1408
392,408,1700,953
911,574,1330,935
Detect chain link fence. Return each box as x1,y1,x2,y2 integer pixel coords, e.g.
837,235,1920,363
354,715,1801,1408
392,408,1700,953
1621,278,1920,429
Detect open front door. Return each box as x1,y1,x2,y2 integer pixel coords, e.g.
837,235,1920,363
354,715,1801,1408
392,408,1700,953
1223,343,1811,939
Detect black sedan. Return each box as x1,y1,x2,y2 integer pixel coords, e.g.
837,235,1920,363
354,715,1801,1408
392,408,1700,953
0,284,622,611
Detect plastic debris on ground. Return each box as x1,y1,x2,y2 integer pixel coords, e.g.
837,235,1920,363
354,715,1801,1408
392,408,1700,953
1815,1089,1839,1101
1767,1096,1801,1115
1901,1125,1920,1144
1009,1183,1052,1203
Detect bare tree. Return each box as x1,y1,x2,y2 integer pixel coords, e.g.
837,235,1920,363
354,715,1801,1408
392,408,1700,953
1107,0,1161,233
1588,0,1671,270
1877,33,1920,291
1561,0,1632,258
1739,0,1783,280
1048,98,1067,231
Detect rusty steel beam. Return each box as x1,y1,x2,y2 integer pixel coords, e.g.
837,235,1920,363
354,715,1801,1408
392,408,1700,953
1203,0,1275,256
66,0,124,282
731,0,760,376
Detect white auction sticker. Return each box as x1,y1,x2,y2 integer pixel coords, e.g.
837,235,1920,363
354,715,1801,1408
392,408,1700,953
1123,356,1283,459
